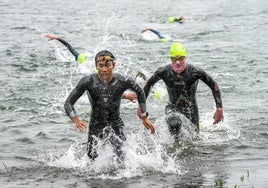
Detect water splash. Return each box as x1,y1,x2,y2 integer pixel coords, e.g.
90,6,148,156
199,111,241,144
45,112,209,180
51,42,74,63
46,124,186,179
141,30,160,41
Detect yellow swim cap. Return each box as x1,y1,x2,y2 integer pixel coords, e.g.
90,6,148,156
77,53,87,63
168,17,175,23
169,42,187,57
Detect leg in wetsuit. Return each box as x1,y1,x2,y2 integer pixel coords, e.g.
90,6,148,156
87,119,126,164
165,104,200,141
165,105,183,142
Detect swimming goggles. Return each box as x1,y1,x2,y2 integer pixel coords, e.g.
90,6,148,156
171,56,185,62
96,55,114,62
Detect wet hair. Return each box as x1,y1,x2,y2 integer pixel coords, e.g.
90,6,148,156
94,50,115,64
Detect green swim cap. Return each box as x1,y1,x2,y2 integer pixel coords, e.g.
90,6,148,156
77,53,87,63
168,17,175,23
169,42,187,57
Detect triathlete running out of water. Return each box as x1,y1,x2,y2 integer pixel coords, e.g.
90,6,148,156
63,50,155,163
44,33,137,102
143,42,223,141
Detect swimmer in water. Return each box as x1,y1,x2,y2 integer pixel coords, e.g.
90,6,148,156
141,28,169,42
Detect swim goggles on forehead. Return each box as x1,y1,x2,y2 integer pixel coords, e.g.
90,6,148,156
96,55,114,62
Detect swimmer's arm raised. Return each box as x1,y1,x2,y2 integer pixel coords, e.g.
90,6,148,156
45,33,80,61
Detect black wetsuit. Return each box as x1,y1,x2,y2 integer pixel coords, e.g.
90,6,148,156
148,29,166,39
144,64,222,135
56,38,80,61
64,73,146,160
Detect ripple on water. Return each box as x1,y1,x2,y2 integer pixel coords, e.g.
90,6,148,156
35,132,49,139
10,129,23,135
58,137,76,143
16,137,35,144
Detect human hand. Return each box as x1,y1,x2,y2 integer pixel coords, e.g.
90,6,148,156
122,92,137,103
213,108,224,124
44,33,58,41
141,117,155,134
178,16,186,23
72,116,87,132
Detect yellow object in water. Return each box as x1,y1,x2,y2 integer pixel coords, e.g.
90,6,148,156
160,38,169,42
153,91,161,100
168,17,175,23
77,53,87,63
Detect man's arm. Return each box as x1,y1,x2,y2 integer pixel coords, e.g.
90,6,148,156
198,69,222,108
128,78,155,134
56,38,79,60
141,28,166,40
64,77,88,131
143,69,162,98
130,80,147,112
198,69,224,124
45,33,86,63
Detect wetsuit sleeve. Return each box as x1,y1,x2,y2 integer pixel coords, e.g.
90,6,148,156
198,68,223,108
148,29,165,39
128,77,147,112
143,68,162,98
57,38,80,61
64,77,87,119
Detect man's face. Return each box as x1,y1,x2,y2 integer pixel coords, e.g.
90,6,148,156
170,56,186,73
96,59,115,82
